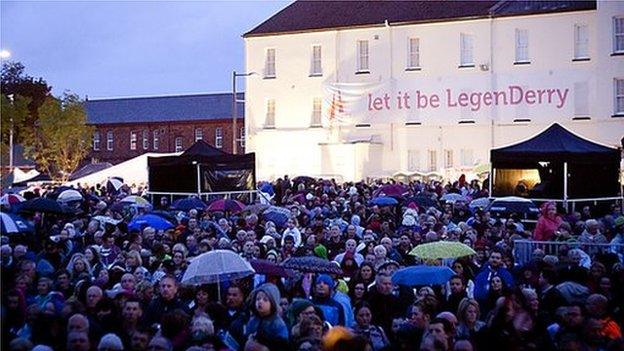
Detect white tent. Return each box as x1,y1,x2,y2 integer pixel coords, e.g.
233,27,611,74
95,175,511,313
66,152,179,187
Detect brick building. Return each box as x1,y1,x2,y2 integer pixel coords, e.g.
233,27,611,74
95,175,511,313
85,92,244,164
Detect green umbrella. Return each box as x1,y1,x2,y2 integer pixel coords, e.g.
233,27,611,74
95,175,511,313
409,241,476,260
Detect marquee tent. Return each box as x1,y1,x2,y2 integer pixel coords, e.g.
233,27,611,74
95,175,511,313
148,141,256,195
490,123,621,201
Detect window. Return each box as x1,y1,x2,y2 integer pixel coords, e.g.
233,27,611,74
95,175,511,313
311,45,322,76
460,33,474,66
515,29,529,63
175,137,183,152
142,130,148,150
215,127,223,148
195,128,203,142
239,127,245,148
407,150,420,171
614,17,624,53
357,40,369,72
615,78,624,115
106,131,113,151
407,37,420,69
265,99,275,128
444,149,454,168
153,130,159,150
311,97,322,127
574,24,589,59
427,150,437,172
130,131,137,150
93,131,100,151
460,149,474,166
265,48,276,78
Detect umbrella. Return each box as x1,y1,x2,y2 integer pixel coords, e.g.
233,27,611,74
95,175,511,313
259,182,274,196
57,189,83,203
392,265,455,286
106,178,124,193
1,212,33,234
250,259,294,278
441,193,467,203
18,197,68,214
469,197,491,210
486,197,539,219
0,194,25,207
128,214,174,231
120,195,152,209
281,256,343,274
410,241,476,260
242,203,270,215
92,215,121,226
182,250,255,300
262,206,291,226
369,196,399,206
149,210,178,225
405,195,438,208
373,184,408,198
172,198,207,211
207,199,245,213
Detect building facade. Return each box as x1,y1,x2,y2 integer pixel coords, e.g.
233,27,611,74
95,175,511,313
244,0,624,182
86,93,245,164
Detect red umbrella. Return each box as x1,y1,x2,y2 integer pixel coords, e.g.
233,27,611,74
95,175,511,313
373,184,408,198
249,259,294,278
207,199,245,213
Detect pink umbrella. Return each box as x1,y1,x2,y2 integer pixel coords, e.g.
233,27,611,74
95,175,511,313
207,199,245,213
373,184,408,198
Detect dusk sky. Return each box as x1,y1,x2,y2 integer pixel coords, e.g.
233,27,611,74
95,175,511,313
0,1,290,98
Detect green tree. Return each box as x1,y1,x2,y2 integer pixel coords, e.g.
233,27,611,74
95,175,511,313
22,93,93,182
0,94,30,165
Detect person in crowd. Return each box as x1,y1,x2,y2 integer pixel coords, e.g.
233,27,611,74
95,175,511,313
245,283,289,349
350,302,389,351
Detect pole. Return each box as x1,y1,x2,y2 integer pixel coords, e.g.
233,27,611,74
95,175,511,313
232,71,238,155
8,94,14,172
563,162,568,211
195,162,201,197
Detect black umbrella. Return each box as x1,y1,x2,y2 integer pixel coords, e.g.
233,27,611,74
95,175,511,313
404,195,438,208
281,256,343,275
486,196,539,219
18,198,69,214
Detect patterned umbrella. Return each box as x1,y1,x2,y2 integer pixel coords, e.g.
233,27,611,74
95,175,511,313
0,194,25,207
207,199,245,213
281,256,343,274
1,212,33,234
409,241,476,260
120,195,152,209
392,265,455,286
172,197,207,211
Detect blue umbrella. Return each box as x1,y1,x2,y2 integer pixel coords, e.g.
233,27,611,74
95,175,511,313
128,214,174,231
172,197,207,211
259,182,274,196
263,206,291,226
369,196,399,206
391,265,455,286
1,212,33,235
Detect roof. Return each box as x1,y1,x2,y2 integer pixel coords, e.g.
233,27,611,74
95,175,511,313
69,162,113,181
244,0,596,37
491,123,620,164
182,140,228,157
85,92,244,125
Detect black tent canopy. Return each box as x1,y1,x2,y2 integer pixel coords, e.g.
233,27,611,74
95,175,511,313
490,123,620,200
148,140,256,194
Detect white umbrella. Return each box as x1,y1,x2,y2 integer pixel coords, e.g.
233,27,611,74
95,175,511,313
181,250,255,299
106,178,123,192
58,189,83,203
441,193,467,203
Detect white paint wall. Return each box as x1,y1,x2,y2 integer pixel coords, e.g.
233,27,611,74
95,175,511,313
246,2,624,181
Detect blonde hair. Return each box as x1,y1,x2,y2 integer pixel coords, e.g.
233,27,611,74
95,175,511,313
457,298,481,323
126,250,143,267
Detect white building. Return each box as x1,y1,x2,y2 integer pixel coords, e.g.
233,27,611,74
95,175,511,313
244,0,624,182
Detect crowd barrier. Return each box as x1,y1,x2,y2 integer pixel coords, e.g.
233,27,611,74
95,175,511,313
513,239,624,266
147,190,269,206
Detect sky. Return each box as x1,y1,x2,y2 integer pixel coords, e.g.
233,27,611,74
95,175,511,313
0,0,290,98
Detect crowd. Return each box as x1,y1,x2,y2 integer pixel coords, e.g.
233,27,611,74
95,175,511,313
1,175,623,351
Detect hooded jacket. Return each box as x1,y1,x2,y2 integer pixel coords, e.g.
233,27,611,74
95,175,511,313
246,283,289,343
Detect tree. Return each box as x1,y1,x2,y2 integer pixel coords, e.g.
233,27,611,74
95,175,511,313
22,93,93,182
1,61,51,136
0,94,30,166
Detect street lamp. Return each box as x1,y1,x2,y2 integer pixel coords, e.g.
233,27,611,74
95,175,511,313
232,71,257,154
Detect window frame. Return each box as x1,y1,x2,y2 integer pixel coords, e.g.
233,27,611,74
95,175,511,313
356,40,370,73
142,130,149,150
444,149,454,169
428,149,437,172
265,99,276,128
239,127,245,148
130,131,137,150
265,48,276,78
153,130,159,150
311,44,322,76
573,23,590,60
106,131,114,151
459,33,474,67
514,29,530,64
175,137,183,152
407,37,421,70
614,16,624,54
215,127,223,148
93,131,100,151
195,128,203,142
311,97,323,127
615,78,624,116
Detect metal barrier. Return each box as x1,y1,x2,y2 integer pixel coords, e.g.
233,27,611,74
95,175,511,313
513,239,624,266
147,190,270,206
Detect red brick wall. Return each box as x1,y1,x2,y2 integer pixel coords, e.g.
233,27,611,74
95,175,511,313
88,119,244,164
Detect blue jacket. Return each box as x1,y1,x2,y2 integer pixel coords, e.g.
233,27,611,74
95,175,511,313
473,263,514,301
